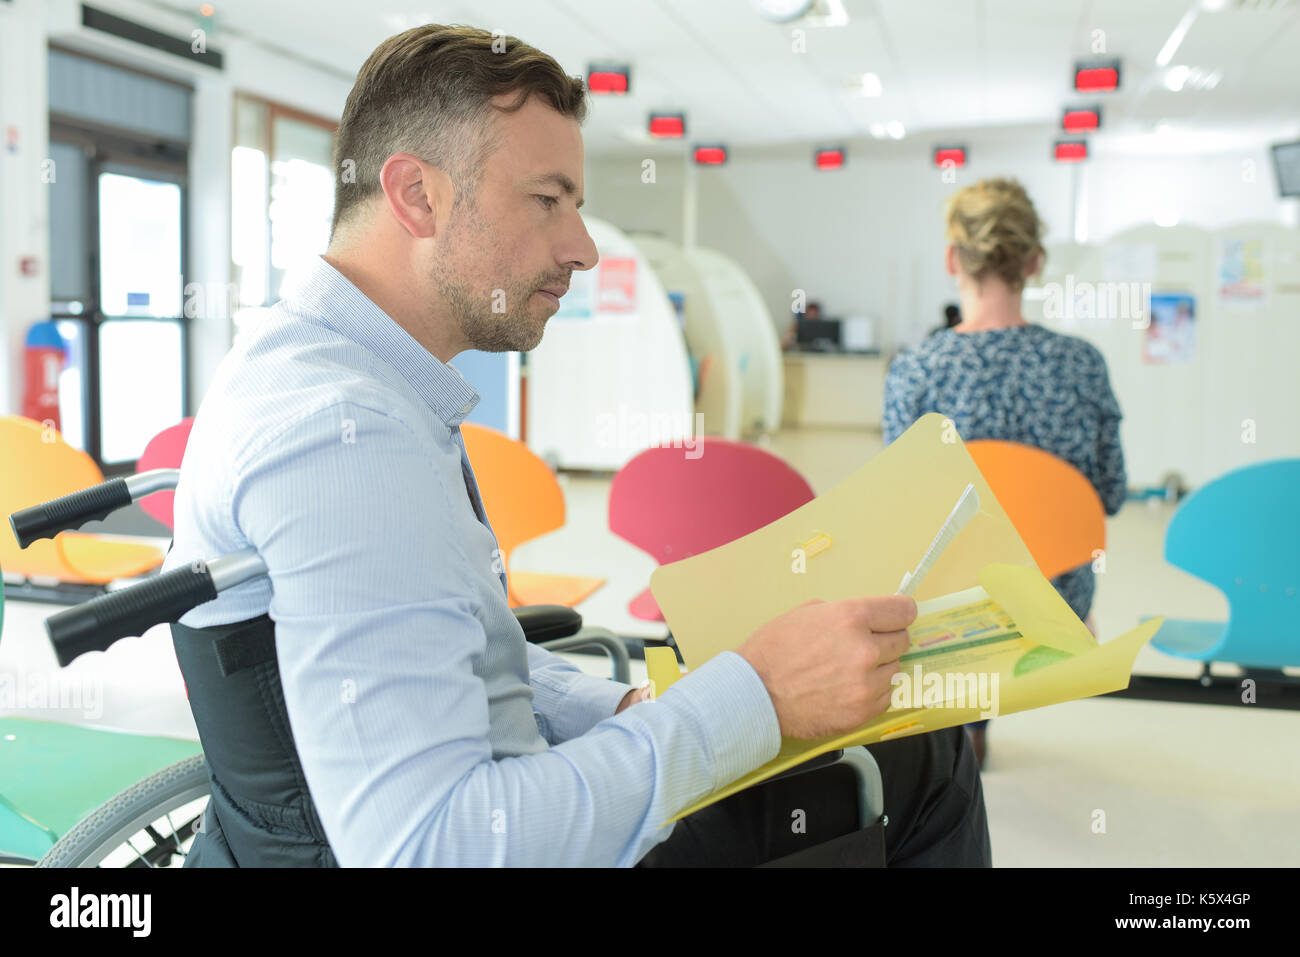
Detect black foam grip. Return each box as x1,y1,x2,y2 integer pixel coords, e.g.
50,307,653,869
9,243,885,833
513,604,583,643
46,563,219,667
9,478,133,547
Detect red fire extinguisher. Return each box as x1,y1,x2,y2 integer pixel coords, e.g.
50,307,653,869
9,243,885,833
22,320,66,431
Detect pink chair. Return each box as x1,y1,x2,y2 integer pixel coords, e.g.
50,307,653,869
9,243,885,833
609,438,815,621
135,418,194,530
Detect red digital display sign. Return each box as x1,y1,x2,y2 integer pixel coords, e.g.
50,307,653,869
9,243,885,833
934,146,967,168
1054,140,1088,162
815,148,845,170
588,68,630,94
1063,108,1101,133
693,145,727,165
1075,60,1121,92
649,113,685,138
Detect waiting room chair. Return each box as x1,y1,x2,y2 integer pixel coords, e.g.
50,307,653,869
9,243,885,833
608,438,815,621
460,423,605,609
1151,458,1300,669
0,416,163,589
134,417,194,530
645,649,886,866
0,716,201,865
691,353,714,403
966,440,1106,580
0,556,199,864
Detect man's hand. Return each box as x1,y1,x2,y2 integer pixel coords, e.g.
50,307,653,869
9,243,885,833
615,682,654,714
737,595,916,739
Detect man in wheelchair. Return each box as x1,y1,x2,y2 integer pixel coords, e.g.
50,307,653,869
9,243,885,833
161,23,992,867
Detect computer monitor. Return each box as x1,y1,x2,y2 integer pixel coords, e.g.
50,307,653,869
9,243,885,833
796,318,841,349
1271,140,1300,198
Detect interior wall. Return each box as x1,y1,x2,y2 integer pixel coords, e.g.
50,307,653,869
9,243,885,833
585,129,1299,355
1027,222,1300,490
5,0,1298,483
585,130,1300,491
1081,149,1300,244
0,0,53,417
0,0,353,419
66,0,354,410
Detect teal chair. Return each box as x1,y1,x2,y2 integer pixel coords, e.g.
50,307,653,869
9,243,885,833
0,563,201,864
1152,459,1300,669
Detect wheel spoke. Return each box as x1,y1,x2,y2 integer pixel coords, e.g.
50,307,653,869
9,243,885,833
125,835,155,868
36,757,210,868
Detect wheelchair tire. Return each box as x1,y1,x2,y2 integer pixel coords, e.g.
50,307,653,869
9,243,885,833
36,754,211,868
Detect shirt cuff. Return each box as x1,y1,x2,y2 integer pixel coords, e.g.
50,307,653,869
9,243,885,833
659,650,781,791
531,668,633,744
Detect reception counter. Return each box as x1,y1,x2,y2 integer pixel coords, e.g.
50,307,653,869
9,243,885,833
781,350,887,429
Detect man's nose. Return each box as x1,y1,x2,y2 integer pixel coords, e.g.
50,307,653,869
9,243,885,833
560,215,599,272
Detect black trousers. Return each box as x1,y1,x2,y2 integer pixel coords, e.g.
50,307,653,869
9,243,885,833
636,725,992,867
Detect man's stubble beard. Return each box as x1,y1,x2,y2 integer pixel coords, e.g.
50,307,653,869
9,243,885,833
432,213,551,354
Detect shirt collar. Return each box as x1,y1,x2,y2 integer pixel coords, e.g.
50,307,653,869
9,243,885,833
282,255,481,428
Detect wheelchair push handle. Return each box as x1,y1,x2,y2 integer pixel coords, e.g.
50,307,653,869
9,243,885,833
45,547,267,667
8,468,180,547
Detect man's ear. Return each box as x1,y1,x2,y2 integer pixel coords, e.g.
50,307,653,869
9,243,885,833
379,153,452,239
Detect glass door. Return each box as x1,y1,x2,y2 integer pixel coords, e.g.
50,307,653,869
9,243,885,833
95,164,187,468
47,51,192,474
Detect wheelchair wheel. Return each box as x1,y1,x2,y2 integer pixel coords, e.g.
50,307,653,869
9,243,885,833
36,754,210,868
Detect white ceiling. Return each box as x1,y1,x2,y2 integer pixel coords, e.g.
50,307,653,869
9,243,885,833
148,0,1300,154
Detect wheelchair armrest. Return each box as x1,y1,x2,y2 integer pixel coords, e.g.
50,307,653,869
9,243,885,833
513,605,583,643
766,749,843,783
512,609,631,684
768,749,884,831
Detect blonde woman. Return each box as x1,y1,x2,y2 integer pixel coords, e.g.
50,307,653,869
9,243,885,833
882,178,1127,766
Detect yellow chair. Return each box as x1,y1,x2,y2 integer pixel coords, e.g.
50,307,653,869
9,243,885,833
966,439,1106,580
0,416,164,585
460,423,604,609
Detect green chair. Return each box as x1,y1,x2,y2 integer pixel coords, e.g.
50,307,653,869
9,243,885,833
0,565,200,863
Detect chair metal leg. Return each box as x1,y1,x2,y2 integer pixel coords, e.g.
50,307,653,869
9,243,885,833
538,627,631,684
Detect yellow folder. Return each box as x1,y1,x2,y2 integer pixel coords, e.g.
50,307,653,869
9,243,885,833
648,413,1160,821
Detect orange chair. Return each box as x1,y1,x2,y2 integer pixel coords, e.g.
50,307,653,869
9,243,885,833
0,416,164,585
693,354,714,403
460,423,605,609
966,439,1105,580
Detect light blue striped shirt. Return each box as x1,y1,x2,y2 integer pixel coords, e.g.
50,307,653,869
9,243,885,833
162,255,780,866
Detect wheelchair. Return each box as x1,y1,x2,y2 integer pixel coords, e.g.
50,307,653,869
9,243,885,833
8,470,885,867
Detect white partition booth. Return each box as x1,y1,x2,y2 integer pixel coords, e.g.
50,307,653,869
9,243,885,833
1027,222,1300,491
630,234,783,439
630,233,741,440
1203,223,1300,481
691,246,784,436
525,218,694,471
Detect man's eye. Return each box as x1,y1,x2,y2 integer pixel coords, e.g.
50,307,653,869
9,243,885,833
536,194,559,210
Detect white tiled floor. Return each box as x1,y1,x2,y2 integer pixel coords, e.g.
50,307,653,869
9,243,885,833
3,425,1297,865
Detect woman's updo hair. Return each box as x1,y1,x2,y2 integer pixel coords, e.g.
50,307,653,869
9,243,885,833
944,178,1045,291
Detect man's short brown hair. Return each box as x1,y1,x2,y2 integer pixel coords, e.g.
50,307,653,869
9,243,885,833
331,24,587,238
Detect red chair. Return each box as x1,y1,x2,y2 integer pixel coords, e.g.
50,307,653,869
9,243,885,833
135,418,194,529
609,438,815,621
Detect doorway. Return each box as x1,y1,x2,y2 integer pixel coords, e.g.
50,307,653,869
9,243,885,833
48,122,190,475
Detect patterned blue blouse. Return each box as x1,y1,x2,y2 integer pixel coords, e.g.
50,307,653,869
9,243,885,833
882,324,1126,620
